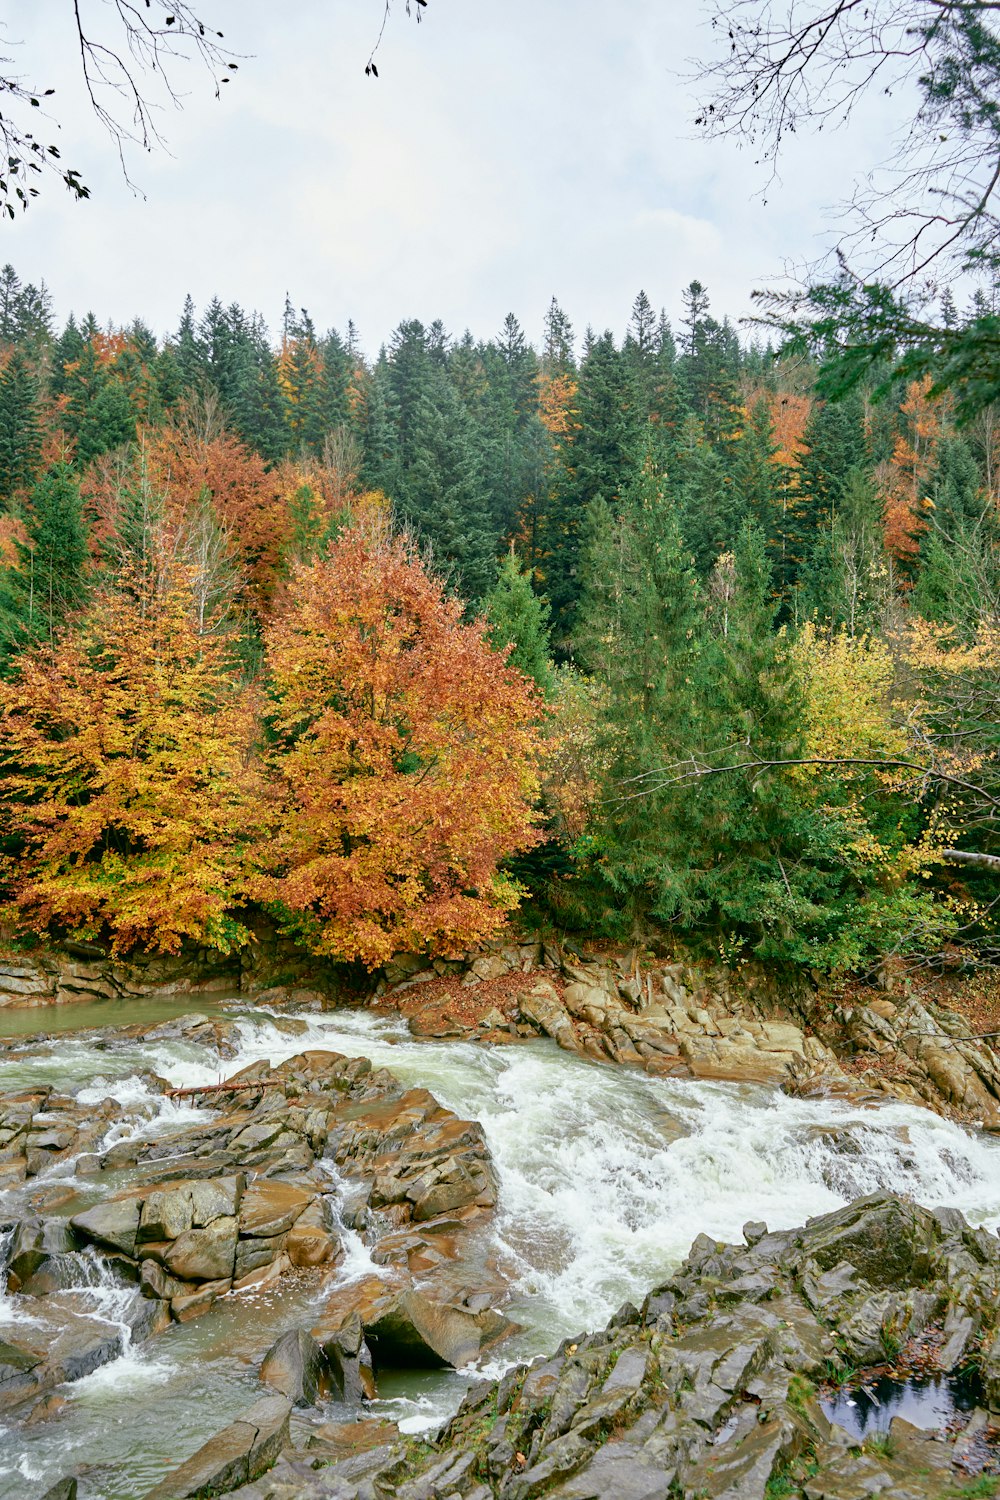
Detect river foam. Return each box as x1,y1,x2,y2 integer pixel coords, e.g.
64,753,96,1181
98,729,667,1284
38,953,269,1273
3,1000,1000,1494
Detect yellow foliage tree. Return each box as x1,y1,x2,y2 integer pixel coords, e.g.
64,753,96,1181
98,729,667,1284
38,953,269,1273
0,548,262,955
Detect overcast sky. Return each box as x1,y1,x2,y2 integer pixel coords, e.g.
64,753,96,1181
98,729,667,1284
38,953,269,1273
3,1,902,357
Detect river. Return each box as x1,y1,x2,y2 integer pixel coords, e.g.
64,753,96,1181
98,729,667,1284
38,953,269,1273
3,998,1000,1498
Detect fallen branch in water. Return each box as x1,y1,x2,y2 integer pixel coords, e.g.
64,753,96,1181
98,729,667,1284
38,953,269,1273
166,1076,280,1099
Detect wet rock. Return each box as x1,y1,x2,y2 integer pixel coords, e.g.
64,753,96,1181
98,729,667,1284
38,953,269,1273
0,1336,43,1409
283,1201,340,1267
318,1312,377,1402
70,1197,142,1257
364,1288,514,1369
801,1193,932,1289
259,1328,325,1407
171,1277,232,1322
0,1302,127,1411
162,1217,238,1282
191,1175,244,1225
39,1481,77,1500
137,1186,194,1245
238,1179,312,1238
7,1217,77,1285
317,1193,1000,1500
141,1394,291,1498
518,980,580,1053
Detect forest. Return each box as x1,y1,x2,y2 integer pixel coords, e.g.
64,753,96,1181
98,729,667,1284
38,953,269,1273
0,262,997,979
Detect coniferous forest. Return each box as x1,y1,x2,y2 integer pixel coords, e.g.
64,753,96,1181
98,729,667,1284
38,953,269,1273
1,263,999,978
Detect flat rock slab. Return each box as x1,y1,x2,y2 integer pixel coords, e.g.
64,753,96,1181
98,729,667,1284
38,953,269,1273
141,1395,291,1499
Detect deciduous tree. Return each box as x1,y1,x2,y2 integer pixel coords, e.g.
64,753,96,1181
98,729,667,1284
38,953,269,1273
259,522,542,967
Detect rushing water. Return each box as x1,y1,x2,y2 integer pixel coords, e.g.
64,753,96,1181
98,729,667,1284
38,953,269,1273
3,1000,1000,1498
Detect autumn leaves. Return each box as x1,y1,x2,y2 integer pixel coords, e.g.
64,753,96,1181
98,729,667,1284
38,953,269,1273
0,523,542,964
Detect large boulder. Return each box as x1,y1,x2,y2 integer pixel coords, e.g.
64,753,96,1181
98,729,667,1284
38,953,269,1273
162,1217,238,1282
70,1197,142,1257
259,1329,325,1408
317,1312,377,1403
364,1289,514,1369
796,1193,933,1289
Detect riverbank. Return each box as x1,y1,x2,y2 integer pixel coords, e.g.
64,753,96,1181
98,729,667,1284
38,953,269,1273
7,932,1000,1134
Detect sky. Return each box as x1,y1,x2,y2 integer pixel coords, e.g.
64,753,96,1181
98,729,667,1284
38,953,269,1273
2,1,905,358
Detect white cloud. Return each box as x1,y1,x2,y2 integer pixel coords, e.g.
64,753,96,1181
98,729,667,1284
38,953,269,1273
2,0,915,354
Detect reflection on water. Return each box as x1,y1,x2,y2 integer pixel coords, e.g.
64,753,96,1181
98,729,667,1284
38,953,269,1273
0,992,239,1041
823,1371,983,1441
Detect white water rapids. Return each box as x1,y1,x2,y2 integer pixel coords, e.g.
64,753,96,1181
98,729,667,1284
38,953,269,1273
3,1001,1000,1497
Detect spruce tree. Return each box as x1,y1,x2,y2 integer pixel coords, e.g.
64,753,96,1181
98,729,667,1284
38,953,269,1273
0,349,41,503
579,453,705,926
50,315,85,400
0,463,88,664
543,330,636,644
75,378,136,464
484,550,553,695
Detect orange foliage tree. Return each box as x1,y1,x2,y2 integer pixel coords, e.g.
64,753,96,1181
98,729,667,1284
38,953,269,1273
766,391,811,470
880,377,941,566
144,417,286,608
0,550,261,955
259,522,543,967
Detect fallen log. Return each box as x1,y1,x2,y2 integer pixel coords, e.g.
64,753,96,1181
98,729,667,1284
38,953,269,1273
166,1076,280,1099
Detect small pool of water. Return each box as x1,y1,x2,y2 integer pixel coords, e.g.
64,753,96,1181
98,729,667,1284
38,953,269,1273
0,993,239,1042
822,1371,983,1441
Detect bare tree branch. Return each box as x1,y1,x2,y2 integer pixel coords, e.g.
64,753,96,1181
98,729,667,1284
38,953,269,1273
693,1,1000,290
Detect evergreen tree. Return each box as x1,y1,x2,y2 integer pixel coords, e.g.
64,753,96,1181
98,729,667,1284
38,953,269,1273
542,297,575,374
50,315,85,401
397,378,495,602
484,549,553,695
75,378,136,464
677,281,740,444
578,453,705,927
804,468,887,633
359,358,403,500
783,392,869,606
544,330,636,643
478,314,547,537
0,349,41,503
675,412,740,575
913,436,998,626
0,264,22,342
173,293,207,392
0,463,89,663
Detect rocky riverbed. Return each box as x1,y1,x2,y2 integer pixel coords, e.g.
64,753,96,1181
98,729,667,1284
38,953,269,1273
2,943,1000,1497
232,1192,1000,1500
